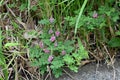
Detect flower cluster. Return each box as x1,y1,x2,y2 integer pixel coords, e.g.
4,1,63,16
49,30,60,42
39,17,67,63
39,41,44,48
55,31,60,37
50,35,56,42
48,29,53,34
62,50,66,55
48,55,54,63
93,11,98,18
43,49,50,53
49,17,55,23
39,41,50,53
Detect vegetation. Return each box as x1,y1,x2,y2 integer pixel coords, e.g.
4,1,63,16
0,0,120,80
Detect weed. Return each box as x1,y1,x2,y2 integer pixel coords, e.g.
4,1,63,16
29,22,88,78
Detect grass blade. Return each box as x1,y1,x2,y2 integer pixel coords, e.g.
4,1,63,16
0,29,8,80
75,0,88,35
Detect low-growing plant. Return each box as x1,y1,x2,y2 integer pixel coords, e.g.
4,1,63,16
65,5,119,31
29,19,89,78
65,1,120,48
108,30,120,48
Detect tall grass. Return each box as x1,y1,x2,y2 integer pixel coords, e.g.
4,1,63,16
0,28,8,80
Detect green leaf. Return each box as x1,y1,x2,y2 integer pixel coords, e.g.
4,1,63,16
0,77,4,80
19,3,27,11
39,54,49,65
64,40,74,46
112,15,119,22
75,0,88,34
115,31,120,36
31,6,37,11
11,21,19,29
30,60,39,66
43,39,51,46
52,68,62,78
50,57,64,69
29,47,43,58
0,0,4,7
64,40,75,53
63,54,74,64
72,53,82,61
40,65,47,74
108,37,120,47
38,19,50,25
77,38,89,59
69,65,78,72
65,46,74,53
4,43,19,48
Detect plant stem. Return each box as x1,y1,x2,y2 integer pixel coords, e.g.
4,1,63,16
75,0,88,35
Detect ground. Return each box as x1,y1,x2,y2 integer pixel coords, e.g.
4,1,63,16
52,58,120,80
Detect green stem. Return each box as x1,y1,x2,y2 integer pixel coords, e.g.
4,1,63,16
75,0,88,35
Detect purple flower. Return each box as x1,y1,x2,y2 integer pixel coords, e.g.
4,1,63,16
39,41,44,48
48,29,53,34
54,41,58,47
43,49,50,53
49,17,55,23
50,35,56,42
62,50,66,55
55,31,60,37
93,11,98,18
48,55,54,63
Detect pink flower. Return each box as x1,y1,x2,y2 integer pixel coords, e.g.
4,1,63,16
43,49,50,53
49,17,55,23
55,31,60,37
48,29,53,34
48,55,54,63
93,11,98,18
54,41,58,47
62,50,66,55
50,35,56,42
39,41,44,48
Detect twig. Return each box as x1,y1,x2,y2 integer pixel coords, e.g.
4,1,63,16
89,51,101,61
102,43,116,80
62,69,77,80
2,0,9,5
44,73,49,80
5,4,16,17
8,67,13,80
15,58,18,80
102,43,114,65
20,64,36,80
45,65,52,80
5,4,27,29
